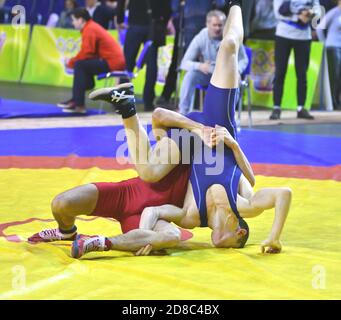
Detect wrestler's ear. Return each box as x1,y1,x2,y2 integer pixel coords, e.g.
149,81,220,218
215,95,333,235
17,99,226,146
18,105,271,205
237,229,247,237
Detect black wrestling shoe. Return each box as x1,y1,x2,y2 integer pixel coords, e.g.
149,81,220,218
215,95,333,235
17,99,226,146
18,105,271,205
297,108,314,120
89,83,136,119
269,108,281,120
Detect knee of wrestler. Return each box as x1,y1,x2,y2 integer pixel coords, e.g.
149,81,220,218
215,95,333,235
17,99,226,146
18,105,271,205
51,194,73,215
221,36,239,55
153,107,167,122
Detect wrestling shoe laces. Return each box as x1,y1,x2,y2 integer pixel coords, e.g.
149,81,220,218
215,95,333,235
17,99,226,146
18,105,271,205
110,89,135,104
89,83,136,119
40,228,61,240
71,236,106,259
28,228,77,243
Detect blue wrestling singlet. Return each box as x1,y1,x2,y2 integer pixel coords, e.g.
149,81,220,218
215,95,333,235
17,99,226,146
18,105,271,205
185,84,242,227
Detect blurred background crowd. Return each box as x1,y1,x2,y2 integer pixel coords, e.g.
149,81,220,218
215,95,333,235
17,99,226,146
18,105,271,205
0,0,340,119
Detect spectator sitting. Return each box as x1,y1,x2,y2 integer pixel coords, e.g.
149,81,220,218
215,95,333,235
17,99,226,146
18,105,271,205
178,10,249,115
317,0,341,110
57,0,78,29
249,0,277,40
86,0,117,30
156,0,221,108
58,8,125,114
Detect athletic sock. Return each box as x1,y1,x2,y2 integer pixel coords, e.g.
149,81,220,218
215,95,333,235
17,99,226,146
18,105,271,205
297,106,303,112
226,0,242,9
58,225,77,238
121,102,137,119
274,105,281,110
104,237,112,251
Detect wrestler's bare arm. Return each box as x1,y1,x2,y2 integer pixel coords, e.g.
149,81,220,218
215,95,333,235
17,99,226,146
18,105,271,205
237,187,292,253
139,205,187,230
229,141,255,187
152,108,205,137
213,125,255,187
152,108,213,147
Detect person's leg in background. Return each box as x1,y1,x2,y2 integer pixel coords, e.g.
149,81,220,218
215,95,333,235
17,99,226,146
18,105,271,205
293,39,314,119
179,70,211,115
143,43,159,111
335,47,341,109
156,28,180,107
270,36,292,120
123,25,149,73
69,59,110,113
327,47,341,110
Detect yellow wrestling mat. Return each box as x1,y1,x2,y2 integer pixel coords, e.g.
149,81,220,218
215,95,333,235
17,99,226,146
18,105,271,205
0,168,341,300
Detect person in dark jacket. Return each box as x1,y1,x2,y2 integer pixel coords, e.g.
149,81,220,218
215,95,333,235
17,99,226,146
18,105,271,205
117,0,172,111
86,0,117,29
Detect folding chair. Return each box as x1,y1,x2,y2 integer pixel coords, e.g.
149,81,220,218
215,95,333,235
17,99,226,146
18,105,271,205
96,40,153,111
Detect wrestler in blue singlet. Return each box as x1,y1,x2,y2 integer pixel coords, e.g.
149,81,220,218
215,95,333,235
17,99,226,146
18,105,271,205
185,84,242,227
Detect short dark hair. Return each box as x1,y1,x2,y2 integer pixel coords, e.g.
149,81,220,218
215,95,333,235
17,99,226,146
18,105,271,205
71,7,91,21
237,218,249,248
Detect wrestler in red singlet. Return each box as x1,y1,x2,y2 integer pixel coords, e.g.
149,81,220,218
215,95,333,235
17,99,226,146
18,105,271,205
92,165,191,233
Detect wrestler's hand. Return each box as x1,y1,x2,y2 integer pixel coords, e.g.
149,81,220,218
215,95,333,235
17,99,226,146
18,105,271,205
135,244,153,256
194,126,215,148
261,238,282,254
211,125,236,149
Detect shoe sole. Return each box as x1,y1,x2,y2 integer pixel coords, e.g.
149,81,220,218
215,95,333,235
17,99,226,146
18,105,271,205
89,82,134,101
57,103,71,109
62,109,87,114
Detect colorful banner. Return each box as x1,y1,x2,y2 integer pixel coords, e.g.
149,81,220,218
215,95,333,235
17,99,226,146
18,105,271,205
0,24,30,82
22,26,119,87
20,25,173,97
246,39,323,110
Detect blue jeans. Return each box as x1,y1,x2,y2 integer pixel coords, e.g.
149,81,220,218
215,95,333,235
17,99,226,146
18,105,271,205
179,70,212,115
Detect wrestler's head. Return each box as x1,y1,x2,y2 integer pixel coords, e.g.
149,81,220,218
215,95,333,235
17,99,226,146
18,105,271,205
71,8,91,30
214,216,249,248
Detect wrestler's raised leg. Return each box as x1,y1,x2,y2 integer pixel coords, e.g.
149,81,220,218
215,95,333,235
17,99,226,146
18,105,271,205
89,83,181,183
211,2,244,89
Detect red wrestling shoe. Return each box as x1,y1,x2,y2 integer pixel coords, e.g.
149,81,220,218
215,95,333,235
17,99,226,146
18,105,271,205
71,235,108,259
28,228,77,243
